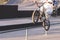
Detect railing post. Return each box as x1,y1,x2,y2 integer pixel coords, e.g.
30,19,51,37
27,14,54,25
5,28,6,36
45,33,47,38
25,28,28,40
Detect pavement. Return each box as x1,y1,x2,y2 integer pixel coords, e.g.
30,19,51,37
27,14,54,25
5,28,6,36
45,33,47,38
0,16,60,26
0,16,60,40
0,24,60,40
0,17,32,26
0,0,60,40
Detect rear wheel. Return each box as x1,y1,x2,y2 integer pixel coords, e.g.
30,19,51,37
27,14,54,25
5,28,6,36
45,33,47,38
42,19,50,31
32,10,40,23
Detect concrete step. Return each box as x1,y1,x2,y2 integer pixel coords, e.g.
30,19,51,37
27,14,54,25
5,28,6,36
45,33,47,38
0,17,42,31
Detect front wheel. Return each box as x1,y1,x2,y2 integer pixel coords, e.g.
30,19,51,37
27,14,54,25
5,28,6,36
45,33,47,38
32,10,40,23
42,19,50,31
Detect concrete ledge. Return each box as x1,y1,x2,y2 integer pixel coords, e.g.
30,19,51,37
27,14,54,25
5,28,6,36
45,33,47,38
0,22,42,31
0,5,18,19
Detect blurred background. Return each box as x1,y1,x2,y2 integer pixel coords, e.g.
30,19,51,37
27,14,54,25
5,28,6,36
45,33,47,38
0,0,60,10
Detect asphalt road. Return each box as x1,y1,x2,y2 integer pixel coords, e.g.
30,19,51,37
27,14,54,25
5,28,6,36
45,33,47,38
0,16,60,40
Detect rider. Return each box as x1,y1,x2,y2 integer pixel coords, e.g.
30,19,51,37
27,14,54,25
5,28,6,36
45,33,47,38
33,0,53,20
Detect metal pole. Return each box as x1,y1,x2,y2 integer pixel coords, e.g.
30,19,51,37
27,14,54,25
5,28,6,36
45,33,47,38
25,28,28,40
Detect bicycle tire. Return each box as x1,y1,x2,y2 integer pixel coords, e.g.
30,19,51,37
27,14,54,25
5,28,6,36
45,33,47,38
32,10,40,23
42,19,50,31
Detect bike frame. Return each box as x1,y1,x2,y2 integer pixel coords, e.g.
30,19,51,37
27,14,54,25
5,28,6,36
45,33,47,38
32,1,51,31
36,2,46,20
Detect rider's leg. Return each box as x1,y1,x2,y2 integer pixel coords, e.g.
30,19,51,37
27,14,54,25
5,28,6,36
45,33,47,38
53,5,57,16
40,11,43,18
42,10,52,28
39,6,43,20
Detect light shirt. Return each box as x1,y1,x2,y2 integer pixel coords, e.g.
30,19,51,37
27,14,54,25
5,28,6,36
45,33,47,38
40,0,53,14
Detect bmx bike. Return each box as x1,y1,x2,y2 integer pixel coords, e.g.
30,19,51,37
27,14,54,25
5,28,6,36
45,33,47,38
32,2,50,31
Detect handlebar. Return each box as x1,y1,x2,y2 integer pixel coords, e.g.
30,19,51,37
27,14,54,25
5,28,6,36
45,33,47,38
35,1,45,8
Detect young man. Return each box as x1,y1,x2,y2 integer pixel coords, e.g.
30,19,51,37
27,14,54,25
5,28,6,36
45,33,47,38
32,0,53,20
43,0,53,19
36,0,53,19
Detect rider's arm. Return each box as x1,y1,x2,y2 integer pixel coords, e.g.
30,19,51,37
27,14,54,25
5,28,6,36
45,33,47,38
31,0,40,7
